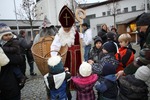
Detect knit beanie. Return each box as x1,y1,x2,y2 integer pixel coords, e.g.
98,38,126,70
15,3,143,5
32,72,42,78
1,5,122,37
106,32,116,41
79,62,92,77
0,23,13,40
93,36,103,45
135,65,150,82
102,63,116,76
102,41,117,54
139,48,150,64
47,56,64,74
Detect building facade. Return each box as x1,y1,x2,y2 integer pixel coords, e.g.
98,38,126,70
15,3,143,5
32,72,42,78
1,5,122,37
81,0,150,37
35,0,77,26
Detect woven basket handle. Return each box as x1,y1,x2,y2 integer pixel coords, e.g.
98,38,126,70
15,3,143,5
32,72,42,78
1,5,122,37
44,50,61,58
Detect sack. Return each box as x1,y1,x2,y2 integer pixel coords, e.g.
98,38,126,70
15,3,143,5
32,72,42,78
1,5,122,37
0,47,10,69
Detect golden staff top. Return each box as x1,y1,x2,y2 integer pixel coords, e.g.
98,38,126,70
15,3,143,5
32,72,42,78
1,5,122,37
75,8,86,61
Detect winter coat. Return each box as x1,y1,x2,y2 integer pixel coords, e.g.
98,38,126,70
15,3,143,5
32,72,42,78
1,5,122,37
118,75,148,100
98,29,107,43
95,74,118,100
0,38,22,99
72,74,98,100
18,35,33,55
115,47,135,72
88,46,103,63
92,53,119,76
45,71,71,100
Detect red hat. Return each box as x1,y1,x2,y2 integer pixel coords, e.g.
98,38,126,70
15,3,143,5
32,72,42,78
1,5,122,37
59,5,75,28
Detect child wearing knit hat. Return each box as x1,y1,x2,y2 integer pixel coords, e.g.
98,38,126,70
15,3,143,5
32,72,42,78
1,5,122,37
0,23,25,99
44,55,71,100
92,41,119,76
91,41,119,100
135,65,150,100
95,63,118,100
88,36,103,64
118,72,148,100
72,62,98,100
118,65,149,100
0,23,26,87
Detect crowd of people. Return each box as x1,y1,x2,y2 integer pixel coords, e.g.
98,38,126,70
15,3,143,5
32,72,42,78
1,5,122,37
0,5,150,100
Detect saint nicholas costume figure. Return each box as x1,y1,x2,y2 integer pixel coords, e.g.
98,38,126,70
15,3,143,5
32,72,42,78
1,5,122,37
50,5,82,89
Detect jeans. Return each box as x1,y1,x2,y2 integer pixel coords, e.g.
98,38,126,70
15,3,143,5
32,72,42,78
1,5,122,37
84,44,91,61
28,61,34,74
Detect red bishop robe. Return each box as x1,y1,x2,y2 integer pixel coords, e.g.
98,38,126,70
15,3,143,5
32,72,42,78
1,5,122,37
64,31,82,89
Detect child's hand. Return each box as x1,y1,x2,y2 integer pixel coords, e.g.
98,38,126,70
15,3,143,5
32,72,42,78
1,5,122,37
116,70,124,79
64,67,69,71
88,60,94,65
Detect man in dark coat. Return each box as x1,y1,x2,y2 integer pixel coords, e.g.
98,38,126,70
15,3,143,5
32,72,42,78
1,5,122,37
136,12,150,48
18,30,34,76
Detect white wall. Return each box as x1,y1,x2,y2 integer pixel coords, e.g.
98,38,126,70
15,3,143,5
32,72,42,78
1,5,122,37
85,0,145,17
90,11,144,37
85,0,146,37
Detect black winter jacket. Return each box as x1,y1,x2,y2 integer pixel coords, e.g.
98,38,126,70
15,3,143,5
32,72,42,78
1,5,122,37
88,47,103,63
118,75,148,100
0,38,22,99
98,29,107,43
18,35,33,55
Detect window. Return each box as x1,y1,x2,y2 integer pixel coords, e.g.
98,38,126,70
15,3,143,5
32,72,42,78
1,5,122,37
107,11,111,16
148,3,150,10
102,12,106,16
132,6,136,12
117,9,121,14
83,14,96,25
124,7,128,13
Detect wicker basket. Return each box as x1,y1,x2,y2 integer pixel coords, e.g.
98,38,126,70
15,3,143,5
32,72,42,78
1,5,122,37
31,36,68,75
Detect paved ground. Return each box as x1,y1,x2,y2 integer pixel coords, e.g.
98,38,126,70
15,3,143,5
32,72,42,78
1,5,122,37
21,43,140,100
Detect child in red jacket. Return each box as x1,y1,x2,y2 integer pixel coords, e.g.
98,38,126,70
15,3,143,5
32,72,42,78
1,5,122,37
115,33,135,72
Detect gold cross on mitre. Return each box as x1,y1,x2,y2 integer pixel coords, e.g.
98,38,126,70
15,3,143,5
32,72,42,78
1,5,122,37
63,13,70,26
59,5,75,28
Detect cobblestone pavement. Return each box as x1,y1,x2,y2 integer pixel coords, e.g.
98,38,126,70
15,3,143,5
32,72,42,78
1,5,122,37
21,44,140,100
21,75,47,100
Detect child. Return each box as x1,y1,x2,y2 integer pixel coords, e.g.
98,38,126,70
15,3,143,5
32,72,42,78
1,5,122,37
72,62,98,100
44,55,71,100
92,41,119,76
115,33,135,72
0,23,26,87
88,36,103,64
135,65,150,100
116,48,150,78
118,65,149,100
95,63,118,100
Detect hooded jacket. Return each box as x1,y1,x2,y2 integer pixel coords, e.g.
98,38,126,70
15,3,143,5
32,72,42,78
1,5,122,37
72,74,98,100
95,75,118,99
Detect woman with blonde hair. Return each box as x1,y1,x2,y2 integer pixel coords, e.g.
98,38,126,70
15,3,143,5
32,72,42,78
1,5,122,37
98,24,109,43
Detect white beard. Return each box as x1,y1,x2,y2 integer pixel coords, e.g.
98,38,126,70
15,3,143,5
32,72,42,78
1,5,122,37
58,27,76,47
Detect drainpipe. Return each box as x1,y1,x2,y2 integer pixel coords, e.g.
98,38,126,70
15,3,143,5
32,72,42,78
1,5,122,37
145,0,148,13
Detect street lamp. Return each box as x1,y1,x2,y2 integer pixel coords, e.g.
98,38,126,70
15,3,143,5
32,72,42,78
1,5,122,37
13,0,20,34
